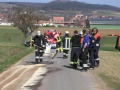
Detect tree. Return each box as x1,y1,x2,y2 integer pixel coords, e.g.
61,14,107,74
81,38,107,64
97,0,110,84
12,7,39,44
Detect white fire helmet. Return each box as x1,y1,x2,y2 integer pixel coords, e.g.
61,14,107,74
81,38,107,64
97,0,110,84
37,31,41,36
65,31,69,34
80,31,83,35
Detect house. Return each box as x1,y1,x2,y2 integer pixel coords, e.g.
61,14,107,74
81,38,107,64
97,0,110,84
37,16,74,27
53,17,64,22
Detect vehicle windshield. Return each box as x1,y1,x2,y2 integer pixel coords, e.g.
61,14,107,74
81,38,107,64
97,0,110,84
45,33,54,38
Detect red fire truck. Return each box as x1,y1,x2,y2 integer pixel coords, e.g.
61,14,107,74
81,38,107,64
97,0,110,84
44,30,58,48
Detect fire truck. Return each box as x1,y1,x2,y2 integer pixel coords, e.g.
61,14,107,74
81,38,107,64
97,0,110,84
44,30,58,48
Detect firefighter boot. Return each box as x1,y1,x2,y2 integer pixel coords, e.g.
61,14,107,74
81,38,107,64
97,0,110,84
81,67,87,72
79,61,83,67
65,55,68,59
63,55,66,59
35,59,38,64
73,64,77,69
40,59,43,63
95,60,100,67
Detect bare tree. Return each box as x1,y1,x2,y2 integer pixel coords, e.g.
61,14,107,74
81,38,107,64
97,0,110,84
12,7,38,44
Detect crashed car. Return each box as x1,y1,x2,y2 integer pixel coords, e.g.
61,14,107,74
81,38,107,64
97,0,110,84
44,30,57,48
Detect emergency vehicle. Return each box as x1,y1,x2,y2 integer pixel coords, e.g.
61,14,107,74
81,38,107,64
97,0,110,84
44,30,58,48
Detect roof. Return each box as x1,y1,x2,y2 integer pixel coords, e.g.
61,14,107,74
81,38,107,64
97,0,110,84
90,18,120,21
53,17,64,21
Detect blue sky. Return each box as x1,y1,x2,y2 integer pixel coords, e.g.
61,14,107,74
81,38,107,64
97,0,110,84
0,0,120,7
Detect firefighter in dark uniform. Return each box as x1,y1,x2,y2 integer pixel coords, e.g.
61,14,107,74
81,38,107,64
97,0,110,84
92,28,100,67
32,31,46,63
62,31,71,59
52,32,63,59
70,30,81,68
88,30,96,69
81,30,89,72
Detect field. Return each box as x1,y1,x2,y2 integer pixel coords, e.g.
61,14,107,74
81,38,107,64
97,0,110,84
0,26,120,90
91,25,120,29
0,26,33,73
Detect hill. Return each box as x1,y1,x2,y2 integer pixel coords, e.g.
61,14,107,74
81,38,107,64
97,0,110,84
40,1,120,11
0,2,17,8
1,1,120,12
7,2,47,8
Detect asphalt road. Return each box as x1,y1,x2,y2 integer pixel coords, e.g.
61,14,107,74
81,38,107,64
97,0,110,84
19,49,100,90
0,49,100,90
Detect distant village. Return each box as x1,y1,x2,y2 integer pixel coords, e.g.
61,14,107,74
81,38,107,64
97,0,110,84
0,12,120,27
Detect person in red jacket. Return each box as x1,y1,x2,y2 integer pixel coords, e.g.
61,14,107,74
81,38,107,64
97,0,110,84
92,28,100,67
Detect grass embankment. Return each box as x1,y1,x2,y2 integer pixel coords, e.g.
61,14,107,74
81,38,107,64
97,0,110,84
0,46,33,73
0,26,34,73
91,51,120,90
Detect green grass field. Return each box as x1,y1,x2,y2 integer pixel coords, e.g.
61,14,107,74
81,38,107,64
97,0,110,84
0,26,33,73
0,26,23,45
100,36,118,51
90,25,120,29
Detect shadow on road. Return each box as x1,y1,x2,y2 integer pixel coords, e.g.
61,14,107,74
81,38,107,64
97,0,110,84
57,56,63,58
63,65,82,71
26,61,54,65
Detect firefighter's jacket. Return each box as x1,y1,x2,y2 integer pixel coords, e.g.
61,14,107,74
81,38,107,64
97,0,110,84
62,34,71,50
54,33,61,43
71,35,81,48
115,36,120,50
93,33,100,49
89,36,96,51
32,35,46,48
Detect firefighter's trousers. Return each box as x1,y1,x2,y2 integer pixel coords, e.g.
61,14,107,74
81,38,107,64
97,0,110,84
70,47,80,68
94,48,100,67
56,42,63,52
63,50,69,58
81,47,88,70
35,46,44,63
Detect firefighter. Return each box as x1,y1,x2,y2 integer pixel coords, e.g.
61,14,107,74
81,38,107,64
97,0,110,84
62,31,71,59
88,30,96,69
92,28,101,67
32,31,46,63
81,29,89,72
70,30,81,69
52,32,62,59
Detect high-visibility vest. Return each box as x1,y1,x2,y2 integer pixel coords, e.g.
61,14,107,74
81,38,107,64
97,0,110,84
63,37,71,50
94,33,100,40
56,36,61,42
80,37,84,44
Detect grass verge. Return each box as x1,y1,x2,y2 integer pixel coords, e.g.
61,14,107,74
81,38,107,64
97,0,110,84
90,51,120,90
0,46,34,73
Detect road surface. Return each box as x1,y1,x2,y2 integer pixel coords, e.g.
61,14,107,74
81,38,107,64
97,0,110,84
0,49,101,90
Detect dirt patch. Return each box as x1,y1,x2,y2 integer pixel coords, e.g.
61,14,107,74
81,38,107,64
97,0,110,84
0,64,46,90
37,27,120,37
